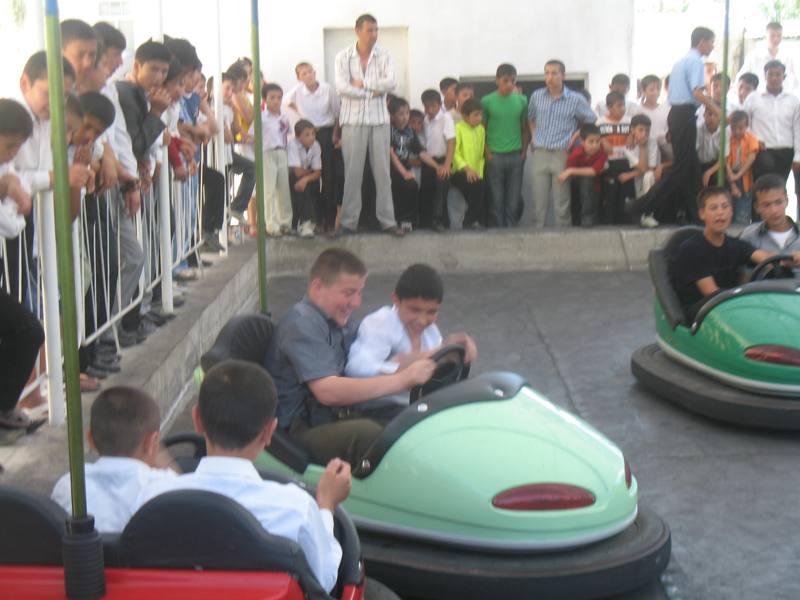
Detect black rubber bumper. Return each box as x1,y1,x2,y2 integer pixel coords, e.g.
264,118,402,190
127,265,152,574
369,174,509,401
631,343,800,430
360,505,670,600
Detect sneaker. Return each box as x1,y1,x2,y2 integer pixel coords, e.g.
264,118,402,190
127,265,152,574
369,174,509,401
640,214,659,229
298,221,315,238
201,232,224,253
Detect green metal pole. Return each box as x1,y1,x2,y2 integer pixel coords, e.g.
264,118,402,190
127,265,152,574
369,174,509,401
44,0,86,519
716,0,730,187
251,0,268,313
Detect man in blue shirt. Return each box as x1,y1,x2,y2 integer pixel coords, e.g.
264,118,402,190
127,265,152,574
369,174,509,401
639,27,720,226
526,59,597,227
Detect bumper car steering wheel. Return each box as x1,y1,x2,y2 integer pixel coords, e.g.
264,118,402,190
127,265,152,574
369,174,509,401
409,344,470,403
750,254,796,281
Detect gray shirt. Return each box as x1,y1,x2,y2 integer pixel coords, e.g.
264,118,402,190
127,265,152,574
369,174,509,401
740,219,800,273
264,296,357,428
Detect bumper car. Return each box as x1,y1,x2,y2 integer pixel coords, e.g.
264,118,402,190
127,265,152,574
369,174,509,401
631,227,800,429
183,314,672,600
0,481,372,600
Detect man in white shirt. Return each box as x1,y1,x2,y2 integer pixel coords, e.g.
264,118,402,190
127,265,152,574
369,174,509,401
334,13,402,236
137,360,351,593
345,264,477,420
744,59,800,186
287,62,340,232
737,22,798,96
51,386,176,533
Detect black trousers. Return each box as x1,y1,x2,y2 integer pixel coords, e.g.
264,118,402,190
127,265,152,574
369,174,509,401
420,157,449,228
289,173,321,227
202,166,226,232
316,126,338,230
602,159,636,224
289,417,384,467
753,148,793,184
230,152,256,213
450,171,486,226
573,177,600,226
390,166,420,226
641,103,701,223
0,289,44,412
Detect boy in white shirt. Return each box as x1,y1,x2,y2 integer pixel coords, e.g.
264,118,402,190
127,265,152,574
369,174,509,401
287,120,322,238
51,386,177,532
420,89,455,231
0,98,45,432
345,264,477,421
138,360,350,593
258,83,292,236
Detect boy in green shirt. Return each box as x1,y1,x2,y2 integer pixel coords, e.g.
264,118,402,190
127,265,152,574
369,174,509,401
452,99,487,228
480,63,529,227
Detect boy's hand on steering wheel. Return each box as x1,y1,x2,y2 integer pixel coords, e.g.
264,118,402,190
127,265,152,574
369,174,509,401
316,458,352,511
444,333,478,364
404,358,436,387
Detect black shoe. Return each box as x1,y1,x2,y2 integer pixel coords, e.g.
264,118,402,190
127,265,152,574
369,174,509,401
85,365,110,380
201,259,213,267
143,311,169,327
117,329,139,348
201,232,224,253
138,320,157,337
91,356,121,373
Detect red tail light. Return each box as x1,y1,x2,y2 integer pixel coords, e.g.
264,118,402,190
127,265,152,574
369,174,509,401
624,460,632,489
492,484,595,511
745,345,800,367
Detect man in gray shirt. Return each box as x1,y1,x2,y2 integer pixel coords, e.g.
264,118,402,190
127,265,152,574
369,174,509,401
265,248,434,465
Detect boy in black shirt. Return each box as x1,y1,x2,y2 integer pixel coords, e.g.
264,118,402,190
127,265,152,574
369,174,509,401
670,187,800,319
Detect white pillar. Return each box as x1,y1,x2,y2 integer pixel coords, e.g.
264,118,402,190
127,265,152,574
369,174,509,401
155,0,173,312
38,192,65,426
214,0,228,252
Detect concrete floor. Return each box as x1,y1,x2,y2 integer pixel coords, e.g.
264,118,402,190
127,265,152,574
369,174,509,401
168,271,799,600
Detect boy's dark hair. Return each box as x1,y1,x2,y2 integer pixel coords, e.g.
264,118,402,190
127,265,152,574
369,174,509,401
90,386,160,456
263,82,282,96
0,98,33,139
766,21,783,31
455,82,473,94
134,40,172,65
697,186,731,210
388,96,409,115
294,119,315,137
421,89,441,106
545,59,566,74
461,98,482,117
226,64,248,83
752,173,787,199
61,19,96,47
355,13,377,29
65,94,83,118
496,63,517,79
691,27,714,47
294,61,312,76
409,108,424,121
164,36,201,71
764,59,786,74
439,77,458,93
198,360,277,450
164,58,184,85
79,91,115,128
729,110,749,126
93,22,126,51
610,73,630,88
237,56,253,67
640,74,661,90
605,91,625,108
395,264,444,302
630,114,651,129
221,70,234,83
739,72,759,89
579,122,601,139
310,248,367,285
23,50,75,83
711,72,724,83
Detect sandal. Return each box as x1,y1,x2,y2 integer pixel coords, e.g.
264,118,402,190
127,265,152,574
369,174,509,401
80,373,102,392
0,408,32,430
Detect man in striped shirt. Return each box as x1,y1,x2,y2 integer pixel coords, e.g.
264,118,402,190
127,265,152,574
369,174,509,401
334,13,403,236
526,59,597,227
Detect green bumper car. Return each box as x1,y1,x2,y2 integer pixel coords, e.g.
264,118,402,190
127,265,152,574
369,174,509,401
185,315,670,599
632,227,800,429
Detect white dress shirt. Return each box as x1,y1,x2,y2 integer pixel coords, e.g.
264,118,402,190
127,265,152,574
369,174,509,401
696,124,730,164
287,138,322,171
286,82,340,128
345,305,442,408
422,109,456,158
335,43,396,126
51,457,177,533
0,162,27,245
12,94,51,195
101,79,138,176
261,110,290,150
744,89,800,160
223,104,234,165
136,456,341,592
737,42,798,95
